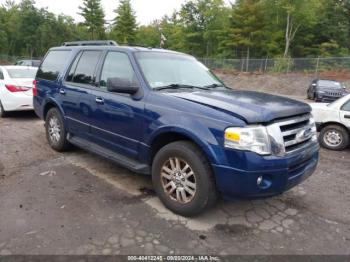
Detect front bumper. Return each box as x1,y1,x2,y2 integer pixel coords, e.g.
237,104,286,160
212,143,319,199
316,94,344,102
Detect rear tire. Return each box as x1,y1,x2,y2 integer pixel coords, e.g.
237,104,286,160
0,101,7,118
152,141,217,217
319,125,349,151
45,108,70,152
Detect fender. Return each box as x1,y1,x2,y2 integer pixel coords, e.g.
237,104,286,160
43,97,66,120
147,123,225,166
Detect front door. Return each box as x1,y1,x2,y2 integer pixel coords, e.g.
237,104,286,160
339,99,350,127
89,51,144,160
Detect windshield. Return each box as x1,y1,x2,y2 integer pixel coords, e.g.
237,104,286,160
7,68,37,79
135,52,222,89
318,80,343,89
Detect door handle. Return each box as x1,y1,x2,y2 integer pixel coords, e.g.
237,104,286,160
95,97,104,104
59,88,66,95
345,115,350,119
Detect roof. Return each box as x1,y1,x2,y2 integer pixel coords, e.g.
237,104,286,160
49,44,188,56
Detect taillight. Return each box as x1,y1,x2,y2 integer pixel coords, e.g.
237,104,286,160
32,80,37,96
5,85,29,92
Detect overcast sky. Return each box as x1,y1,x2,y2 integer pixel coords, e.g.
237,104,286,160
0,0,232,25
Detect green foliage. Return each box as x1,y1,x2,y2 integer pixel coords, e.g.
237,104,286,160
78,0,106,39
111,0,137,45
0,0,350,59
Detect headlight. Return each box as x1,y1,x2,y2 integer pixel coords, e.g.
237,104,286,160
224,126,271,155
309,117,318,141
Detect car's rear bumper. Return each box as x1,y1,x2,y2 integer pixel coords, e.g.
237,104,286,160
2,95,33,111
212,143,319,199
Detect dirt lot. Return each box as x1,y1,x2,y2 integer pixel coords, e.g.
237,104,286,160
0,109,349,256
217,71,350,98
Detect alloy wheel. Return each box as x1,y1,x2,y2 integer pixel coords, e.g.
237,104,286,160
160,157,197,204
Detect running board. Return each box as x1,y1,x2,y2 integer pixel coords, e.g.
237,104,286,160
68,135,150,174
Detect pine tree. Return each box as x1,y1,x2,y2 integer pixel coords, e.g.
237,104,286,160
78,0,105,40
112,0,137,45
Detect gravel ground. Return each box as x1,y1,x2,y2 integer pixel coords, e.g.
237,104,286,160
0,109,349,255
217,72,350,97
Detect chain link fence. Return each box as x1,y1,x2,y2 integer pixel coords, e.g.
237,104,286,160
200,57,350,75
0,54,41,65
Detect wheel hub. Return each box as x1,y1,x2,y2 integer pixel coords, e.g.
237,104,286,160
160,157,197,204
325,130,342,147
48,117,61,143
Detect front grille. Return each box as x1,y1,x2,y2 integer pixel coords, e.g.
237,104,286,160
274,114,314,154
325,91,342,97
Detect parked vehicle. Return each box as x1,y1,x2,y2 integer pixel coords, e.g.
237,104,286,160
15,60,41,67
311,94,350,150
33,41,319,216
307,79,348,102
0,66,38,117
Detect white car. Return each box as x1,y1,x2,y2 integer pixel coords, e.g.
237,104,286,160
0,66,37,117
311,94,350,150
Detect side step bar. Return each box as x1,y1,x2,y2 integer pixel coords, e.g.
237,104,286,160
68,135,150,174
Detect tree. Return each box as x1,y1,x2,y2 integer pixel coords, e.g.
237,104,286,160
112,0,137,45
78,0,105,39
220,0,265,59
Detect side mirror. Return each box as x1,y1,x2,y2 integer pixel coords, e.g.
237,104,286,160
107,77,139,94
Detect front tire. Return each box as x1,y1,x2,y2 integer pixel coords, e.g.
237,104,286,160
319,125,349,151
0,101,7,118
45,108,70,152
152,141,217,217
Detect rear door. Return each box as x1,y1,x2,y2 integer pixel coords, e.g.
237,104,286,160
340,99,350,128
62,50,103,138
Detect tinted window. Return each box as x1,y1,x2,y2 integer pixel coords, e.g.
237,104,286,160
0,69,3,80
100,52,137,89
342,100,350,112
68,51,102,85
37,50,71,81
7,68,37,79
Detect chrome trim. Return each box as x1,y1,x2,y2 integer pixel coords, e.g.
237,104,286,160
266,114,317,156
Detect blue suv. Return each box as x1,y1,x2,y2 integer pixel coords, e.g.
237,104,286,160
33,41,319,216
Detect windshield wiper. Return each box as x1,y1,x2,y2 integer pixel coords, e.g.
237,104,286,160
153,84,209,91
203,83,227,89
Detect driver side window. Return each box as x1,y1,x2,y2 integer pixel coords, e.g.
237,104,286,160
342,100,350,112
100,52,138,90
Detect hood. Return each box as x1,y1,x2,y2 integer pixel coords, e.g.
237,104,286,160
166,90,311,124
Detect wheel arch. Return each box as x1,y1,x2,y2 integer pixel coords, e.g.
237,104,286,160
43,99,64,120
148,128,220,166
319,121,350,135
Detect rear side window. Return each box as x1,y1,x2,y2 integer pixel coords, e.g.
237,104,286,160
0,69,3,80
37,50,71,81
66,51,102,85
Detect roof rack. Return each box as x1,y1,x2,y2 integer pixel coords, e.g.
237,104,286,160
62,40,118,47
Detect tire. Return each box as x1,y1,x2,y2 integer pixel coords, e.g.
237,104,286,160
319,125,349,151
0,101,7,118
152,141,217,217
45,108,70,152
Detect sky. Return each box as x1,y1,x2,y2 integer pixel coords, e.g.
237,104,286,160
0,0,232,25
